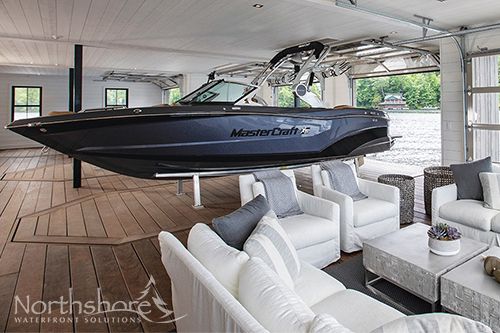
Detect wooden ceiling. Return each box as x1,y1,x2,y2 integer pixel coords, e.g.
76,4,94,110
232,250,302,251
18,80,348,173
0,0,499,75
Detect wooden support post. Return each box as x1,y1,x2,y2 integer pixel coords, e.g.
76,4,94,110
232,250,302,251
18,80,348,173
73,45,82,188
192,174,203,209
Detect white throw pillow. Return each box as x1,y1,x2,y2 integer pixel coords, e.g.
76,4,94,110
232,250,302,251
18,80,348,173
239,257,314,333
479,172,500,210
370,313,492,333
309,314,354,333
187,223,249,297
244,215,301,288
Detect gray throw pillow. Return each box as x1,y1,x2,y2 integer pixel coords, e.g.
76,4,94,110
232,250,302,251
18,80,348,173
212,195,270,250
450,156,492,201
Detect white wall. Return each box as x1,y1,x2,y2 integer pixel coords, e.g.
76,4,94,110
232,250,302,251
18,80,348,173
439,29,500,165
439,39,466,165
0,73,162,149
323,75,350,108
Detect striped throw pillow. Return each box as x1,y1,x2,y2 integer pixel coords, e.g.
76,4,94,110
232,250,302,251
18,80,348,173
479,172,500,210
244,216,301,289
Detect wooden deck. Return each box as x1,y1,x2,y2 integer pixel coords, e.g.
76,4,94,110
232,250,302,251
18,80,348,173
0,149,429,332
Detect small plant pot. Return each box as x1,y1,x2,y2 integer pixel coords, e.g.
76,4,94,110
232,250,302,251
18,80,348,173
428,237,461,256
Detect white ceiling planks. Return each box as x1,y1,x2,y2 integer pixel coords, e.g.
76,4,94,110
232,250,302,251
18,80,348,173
0,0,498,76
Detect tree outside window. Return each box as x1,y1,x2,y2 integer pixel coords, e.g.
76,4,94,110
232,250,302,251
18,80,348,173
105,88,129,108
168,88,181,105
12,86,42,121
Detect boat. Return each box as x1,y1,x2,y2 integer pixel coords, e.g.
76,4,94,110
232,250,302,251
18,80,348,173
6,41,394,179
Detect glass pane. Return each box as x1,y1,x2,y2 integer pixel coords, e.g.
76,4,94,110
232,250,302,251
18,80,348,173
179,81,255,104
472,55,500,88
473,128,500,162
27,106,40,118
28,88,40,105
116,90,127,105
277,86,294,107
14,87,28,105
106,90,116,105
168,88,181,104
13,106,27,120
472,92,500,125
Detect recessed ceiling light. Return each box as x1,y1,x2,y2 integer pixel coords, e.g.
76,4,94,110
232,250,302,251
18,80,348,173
389,31,398,35
253,3,264,8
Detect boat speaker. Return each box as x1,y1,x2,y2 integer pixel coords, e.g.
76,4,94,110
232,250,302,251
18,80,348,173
294,83,308,97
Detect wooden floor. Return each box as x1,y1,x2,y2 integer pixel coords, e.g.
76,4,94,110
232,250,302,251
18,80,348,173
0,149,430,332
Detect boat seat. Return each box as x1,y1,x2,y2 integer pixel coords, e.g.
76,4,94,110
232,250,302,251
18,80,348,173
48,111,75,116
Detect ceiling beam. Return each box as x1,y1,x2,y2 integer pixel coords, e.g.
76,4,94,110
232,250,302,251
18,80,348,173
0,33,269,63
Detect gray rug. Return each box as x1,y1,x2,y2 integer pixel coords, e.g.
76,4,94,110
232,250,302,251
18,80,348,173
323,254,430,314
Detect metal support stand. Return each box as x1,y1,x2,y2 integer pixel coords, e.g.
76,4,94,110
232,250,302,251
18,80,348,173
176,180,184,195
192,174,203,209
73,45,83,188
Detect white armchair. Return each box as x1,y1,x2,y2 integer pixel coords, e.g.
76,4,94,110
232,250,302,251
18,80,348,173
432,163,500,246
311,163,400,253
239,170,340,268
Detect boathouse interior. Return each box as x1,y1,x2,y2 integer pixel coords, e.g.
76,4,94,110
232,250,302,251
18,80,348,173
0,1,499,332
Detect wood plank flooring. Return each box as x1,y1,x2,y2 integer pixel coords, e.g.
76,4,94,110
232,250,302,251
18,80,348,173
0,148,430,332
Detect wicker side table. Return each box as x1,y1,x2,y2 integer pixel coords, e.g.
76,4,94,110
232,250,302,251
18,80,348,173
423,166,455,216
378,174,415,224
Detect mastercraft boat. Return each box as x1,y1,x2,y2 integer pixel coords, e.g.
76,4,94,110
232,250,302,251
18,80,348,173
6,41,394,179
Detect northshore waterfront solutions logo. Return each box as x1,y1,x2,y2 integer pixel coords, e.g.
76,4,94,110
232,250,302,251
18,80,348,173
13,276,185,325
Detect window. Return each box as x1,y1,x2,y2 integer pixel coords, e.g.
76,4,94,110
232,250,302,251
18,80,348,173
275,84,322,107
12,86,42,121
105,88,129,108
167,88,181,105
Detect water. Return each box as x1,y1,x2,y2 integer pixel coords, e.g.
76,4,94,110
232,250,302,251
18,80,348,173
369,111,441,168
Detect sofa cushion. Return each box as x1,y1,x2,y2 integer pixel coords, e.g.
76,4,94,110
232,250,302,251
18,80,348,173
479,172,500,210
310,289,404,333
450,156,492,201
309,313,354,333
294,261,346,307
244,216,301,288
370,313,492,333
353,198,398,228
280,213,337,250
187,223,249,297
212,194,270,250
491,213,500,233
239,257,315,333
439,199,499,232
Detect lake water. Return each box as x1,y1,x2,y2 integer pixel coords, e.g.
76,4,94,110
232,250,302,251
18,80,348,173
369,111,441,168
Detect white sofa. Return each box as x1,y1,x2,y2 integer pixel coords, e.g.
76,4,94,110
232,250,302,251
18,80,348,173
159,225,405,333
432,163,500,246
239,170,340,268
311,163,400,253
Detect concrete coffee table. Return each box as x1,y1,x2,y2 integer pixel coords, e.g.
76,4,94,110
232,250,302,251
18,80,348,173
363,223,488,313
441,247,500,332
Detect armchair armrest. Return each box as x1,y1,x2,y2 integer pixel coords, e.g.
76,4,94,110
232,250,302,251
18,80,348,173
358,178,399,205
296,190,339,223
431,184,457,224
317,186,354,227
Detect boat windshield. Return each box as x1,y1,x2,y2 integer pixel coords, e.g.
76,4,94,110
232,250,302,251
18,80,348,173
177,80,256,105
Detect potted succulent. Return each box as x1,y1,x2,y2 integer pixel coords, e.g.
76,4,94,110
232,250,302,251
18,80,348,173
427,223,462,256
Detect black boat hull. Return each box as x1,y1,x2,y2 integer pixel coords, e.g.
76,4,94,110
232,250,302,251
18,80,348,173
6,105,393,179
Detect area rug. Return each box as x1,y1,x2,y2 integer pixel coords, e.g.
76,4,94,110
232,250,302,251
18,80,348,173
323,254,430,314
